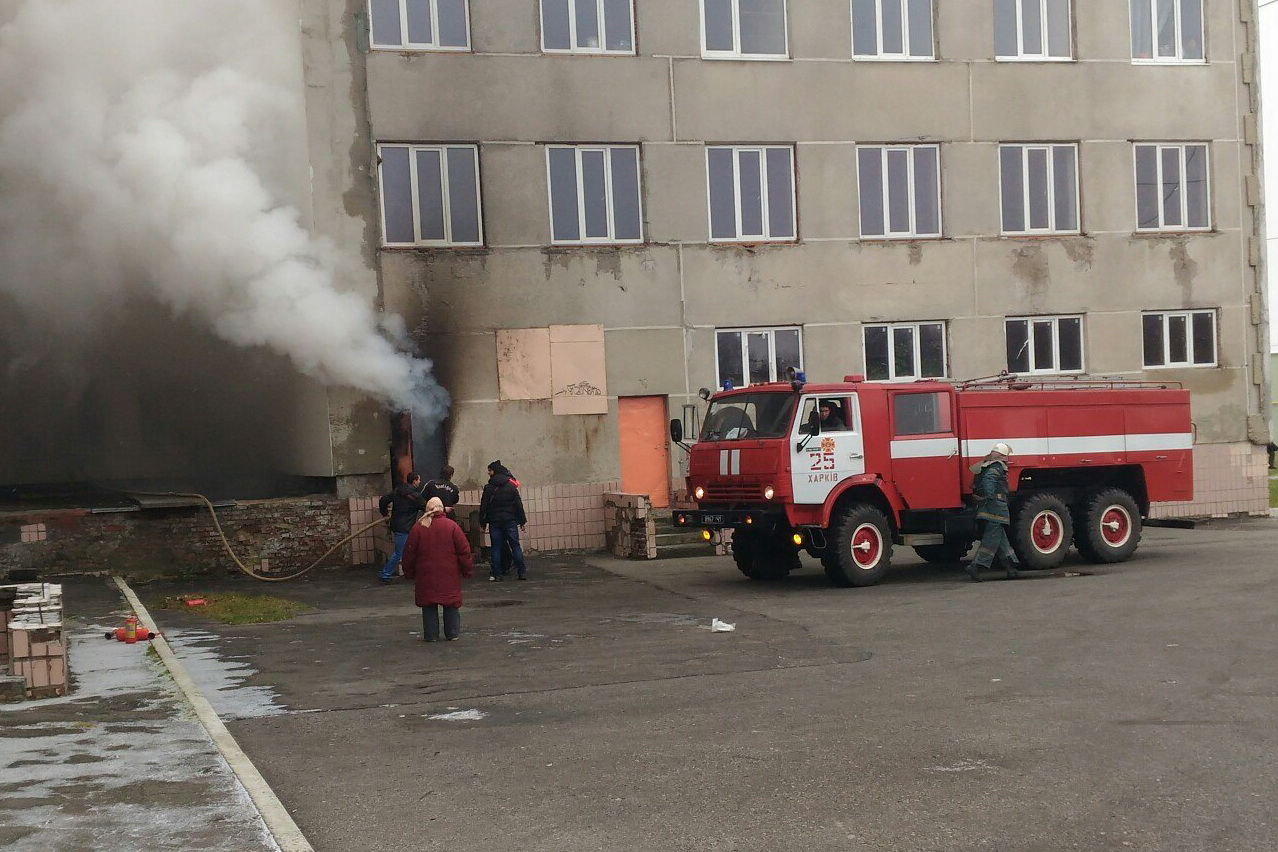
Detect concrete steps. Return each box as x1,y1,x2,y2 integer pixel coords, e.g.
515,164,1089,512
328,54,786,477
652,513,716,560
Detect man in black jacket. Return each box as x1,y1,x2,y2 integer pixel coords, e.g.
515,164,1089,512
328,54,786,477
378,472,427,584
479,460,527,581
425,465,461,519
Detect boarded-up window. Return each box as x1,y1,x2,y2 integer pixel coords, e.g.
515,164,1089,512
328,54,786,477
496,328,553,400
551,325,608,415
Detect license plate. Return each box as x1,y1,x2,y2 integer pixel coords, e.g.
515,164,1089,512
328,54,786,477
702,514,725,526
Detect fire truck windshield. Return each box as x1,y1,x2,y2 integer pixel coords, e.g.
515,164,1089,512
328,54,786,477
700,393,797,442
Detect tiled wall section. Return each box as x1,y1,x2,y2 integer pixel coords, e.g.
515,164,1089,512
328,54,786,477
350,482,620,562
347,497,380,564
1150,442,1269,519
459,481,618,554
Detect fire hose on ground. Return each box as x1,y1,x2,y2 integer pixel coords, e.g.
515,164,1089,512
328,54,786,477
130,491,389,583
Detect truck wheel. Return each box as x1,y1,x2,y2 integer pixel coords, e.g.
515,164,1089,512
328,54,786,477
731,528,795,581
914,541,973,564
1011,492,1073,570
1074,488,1141,563
824,504,893,587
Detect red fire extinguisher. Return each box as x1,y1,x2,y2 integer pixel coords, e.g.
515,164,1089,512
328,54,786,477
124,615,138,644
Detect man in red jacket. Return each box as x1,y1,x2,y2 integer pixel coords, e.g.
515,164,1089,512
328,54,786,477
401,497,474,641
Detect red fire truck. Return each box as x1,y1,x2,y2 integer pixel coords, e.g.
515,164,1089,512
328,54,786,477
670,374,1193,586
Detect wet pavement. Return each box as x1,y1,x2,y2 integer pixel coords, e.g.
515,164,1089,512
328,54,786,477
0,581,278,851
7,518,1278,851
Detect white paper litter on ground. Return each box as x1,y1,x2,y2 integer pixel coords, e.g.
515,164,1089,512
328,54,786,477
710,618,736,633
426,709,487,721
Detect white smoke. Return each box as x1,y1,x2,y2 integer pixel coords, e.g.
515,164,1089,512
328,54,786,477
0,0,448,424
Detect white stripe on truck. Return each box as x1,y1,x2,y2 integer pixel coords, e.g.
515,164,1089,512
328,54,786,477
888,433,1192,460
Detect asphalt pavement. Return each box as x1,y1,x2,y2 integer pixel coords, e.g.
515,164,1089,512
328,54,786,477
8,518,1278,851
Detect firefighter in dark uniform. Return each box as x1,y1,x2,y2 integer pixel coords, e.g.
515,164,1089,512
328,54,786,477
966,442,1022,582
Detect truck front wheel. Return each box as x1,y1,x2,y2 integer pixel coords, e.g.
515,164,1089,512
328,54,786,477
823,503,893,587
1073,488,1142,563
1011,492,1073,570
731,528,797,581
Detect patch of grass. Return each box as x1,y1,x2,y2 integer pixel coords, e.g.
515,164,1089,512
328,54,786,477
1270,476,1278,509
153,592,312,624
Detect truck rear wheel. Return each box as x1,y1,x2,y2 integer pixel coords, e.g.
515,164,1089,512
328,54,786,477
823,503,893,587
913,541,973,564
731,528,796,581
1011,492,1073,570
1073,488,1142,563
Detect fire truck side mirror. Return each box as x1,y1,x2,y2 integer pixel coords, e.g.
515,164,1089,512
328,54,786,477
669,419,683,443
807,409,821,435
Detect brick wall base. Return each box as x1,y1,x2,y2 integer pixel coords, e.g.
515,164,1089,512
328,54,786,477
0,498,351,579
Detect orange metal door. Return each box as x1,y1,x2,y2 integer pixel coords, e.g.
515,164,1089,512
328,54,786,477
619,396,671,508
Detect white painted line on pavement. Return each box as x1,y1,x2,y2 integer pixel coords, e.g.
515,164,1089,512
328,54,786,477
113,576,314,852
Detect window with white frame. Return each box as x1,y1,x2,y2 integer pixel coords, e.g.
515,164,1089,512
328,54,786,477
851,0,934,59
1006,315,1083,374
1130,0,1203,62
547,146,643,244
702,0,788,58
999,144,1079,234
863,321,947,381
1142,310,1216,367
857,145,941,239
993,0,1072,60
378,144,483,246
1134,143,1209,232
541,0,635,53
716,327,803,388
369,0,470,50
707,146,796,242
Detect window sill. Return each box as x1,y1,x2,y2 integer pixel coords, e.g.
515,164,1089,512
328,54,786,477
858,234,946,242
545,241,646,249
542,48,637,57
999,231,1085,239
993,56,1075,63
1131,228,1215,237
708,239,799,246
381,243,487,251
852,55,937,62
1143,363,1218,370
700,52,792,62
1131,59,1208,66
370,45,472,53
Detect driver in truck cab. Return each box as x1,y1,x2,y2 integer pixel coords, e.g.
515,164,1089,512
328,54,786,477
802,399,847,433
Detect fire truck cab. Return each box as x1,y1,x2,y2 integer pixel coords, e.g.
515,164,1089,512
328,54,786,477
671,374,1193,587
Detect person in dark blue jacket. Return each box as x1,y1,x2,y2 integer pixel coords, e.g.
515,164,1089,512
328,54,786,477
378,472,427,584
479,460,528,581
966,443,1022,582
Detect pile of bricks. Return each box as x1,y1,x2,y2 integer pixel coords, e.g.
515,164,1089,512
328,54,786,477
603,493,656,560
1,583,67,702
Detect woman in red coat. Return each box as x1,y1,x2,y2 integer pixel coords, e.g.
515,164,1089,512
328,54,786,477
401,497,474,641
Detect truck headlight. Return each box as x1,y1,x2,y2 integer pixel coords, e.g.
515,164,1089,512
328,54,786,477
693,485,705,500
763,485,775,500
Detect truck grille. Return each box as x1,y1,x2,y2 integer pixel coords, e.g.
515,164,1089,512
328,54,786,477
704,483,762,501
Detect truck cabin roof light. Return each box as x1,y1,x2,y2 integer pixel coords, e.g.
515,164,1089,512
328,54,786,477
722,379,734,391
842,374,865,382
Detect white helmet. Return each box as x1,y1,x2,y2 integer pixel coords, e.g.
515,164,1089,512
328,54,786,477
992,442,1012,456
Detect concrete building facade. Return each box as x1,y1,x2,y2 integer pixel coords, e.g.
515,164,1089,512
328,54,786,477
303,0,1269,516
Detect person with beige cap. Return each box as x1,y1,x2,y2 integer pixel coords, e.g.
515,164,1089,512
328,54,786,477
965,442,1021,582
